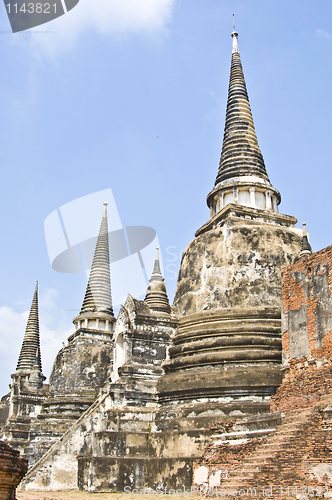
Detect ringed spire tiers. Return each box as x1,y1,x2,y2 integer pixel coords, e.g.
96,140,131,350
206,30,281,221
16,282,43,374
80,202,113,316
13,281,46,390
72,203,115,336
215,30,268,184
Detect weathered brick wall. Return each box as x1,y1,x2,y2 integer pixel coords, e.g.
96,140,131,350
272,245,332,412
0,441,28,500
193,245,332,494
193,435,266,488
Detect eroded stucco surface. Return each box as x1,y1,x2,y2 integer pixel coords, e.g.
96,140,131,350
174,219,302,317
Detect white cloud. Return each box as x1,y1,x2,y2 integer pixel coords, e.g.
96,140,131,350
28,0,175,57
209,90,221,103
0,288,72,398
0,306,28,397
316,29,330,40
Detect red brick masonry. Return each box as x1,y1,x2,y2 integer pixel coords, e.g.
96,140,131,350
274,244,332,411
0,441,28,500
193,245,332,497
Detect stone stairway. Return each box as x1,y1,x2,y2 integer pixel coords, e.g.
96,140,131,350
20,393,219,492
3,416,32,451
23,395,95,467
77,401,215,492
222,407,315,487
197,392,332,498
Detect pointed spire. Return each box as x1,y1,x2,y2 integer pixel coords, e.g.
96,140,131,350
80,203,113,315
149,247,163,282
215,30,269,186
300,222,312,258
16,282,43,373
145,248,171,314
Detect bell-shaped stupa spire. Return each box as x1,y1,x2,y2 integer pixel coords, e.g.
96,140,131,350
80,202,113,315
206,30,281,222
145,248,171,314
215,30,269,185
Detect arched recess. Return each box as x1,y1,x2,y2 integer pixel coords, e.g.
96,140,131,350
112,333,125,382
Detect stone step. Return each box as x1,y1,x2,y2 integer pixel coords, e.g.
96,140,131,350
5,430,29,440
264,425,303,436
38,412,82,419
35,414,81,425
242,451,280,462
10,417,32,424
262,419,313,438
254,435,299,450
29,429,66,438
212,428,276,442
5,423,30,432
222,451,309,484
281,410,315,422
209,413,318,488
239,464,266,473
195,399,329,496
277,418,310,428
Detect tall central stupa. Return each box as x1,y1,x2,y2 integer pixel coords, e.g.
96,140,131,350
2,29,306,494
158,30,303,415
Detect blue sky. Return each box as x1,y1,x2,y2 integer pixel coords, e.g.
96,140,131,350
0,0,331,396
